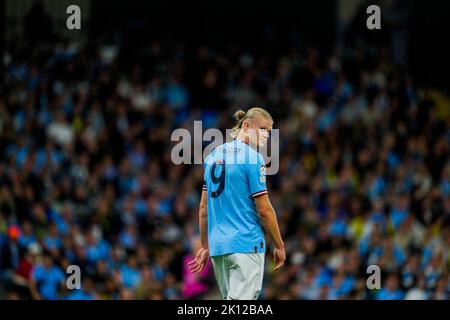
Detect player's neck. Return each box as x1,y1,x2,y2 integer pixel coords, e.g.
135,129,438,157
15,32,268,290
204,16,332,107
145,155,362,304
236,133,260,151
236,133,249,146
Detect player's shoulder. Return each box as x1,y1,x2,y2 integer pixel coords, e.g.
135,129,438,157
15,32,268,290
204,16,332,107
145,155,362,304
248,144,263,158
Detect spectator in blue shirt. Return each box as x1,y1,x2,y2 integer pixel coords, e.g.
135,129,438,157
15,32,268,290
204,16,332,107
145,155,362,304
376,274,405,300
30,253,65,300
120,256,142,289
65,277,96,300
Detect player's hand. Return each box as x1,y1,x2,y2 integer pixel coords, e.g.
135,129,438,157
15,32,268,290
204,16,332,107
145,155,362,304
188,248,210,274
273,247,286,271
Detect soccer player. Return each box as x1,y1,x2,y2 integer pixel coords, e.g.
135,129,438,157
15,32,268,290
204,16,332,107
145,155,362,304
189,107,286,300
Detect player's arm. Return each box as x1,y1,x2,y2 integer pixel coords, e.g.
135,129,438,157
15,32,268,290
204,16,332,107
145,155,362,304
247,154,285,270
255,194,284,249
254,194,286,270
189,188,209,274
199,189,208,250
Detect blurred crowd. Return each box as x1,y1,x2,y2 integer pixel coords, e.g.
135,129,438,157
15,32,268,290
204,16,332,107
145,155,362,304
1,19,450,300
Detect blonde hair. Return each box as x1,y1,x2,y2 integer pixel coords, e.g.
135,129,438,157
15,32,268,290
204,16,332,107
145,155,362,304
231,107,273,138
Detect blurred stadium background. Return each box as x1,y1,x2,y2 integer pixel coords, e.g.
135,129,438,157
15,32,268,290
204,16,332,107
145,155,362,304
0,0,449,300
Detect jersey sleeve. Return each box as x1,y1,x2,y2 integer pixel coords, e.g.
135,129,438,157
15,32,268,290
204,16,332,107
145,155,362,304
248,153,268,198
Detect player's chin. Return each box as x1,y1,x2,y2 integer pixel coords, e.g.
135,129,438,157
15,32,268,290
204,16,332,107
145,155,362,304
258,139,268,147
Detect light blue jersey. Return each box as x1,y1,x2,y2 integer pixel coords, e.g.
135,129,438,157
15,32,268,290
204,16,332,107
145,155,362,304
203,139,268,257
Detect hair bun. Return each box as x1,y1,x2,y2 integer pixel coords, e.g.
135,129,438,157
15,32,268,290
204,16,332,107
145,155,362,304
233,110,246,121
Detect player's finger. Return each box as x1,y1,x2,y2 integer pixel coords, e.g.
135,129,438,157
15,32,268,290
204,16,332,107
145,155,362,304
192,262,204,274
190,265,200,273
188,260,196,266
188,262,200,271
273,252,279,263
195,262,205,273
273,261,284,271
191,256,201,264
188,262,199,271
188,264,196,272
188,261,197,268
273,253,284,270
193,260,205,272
